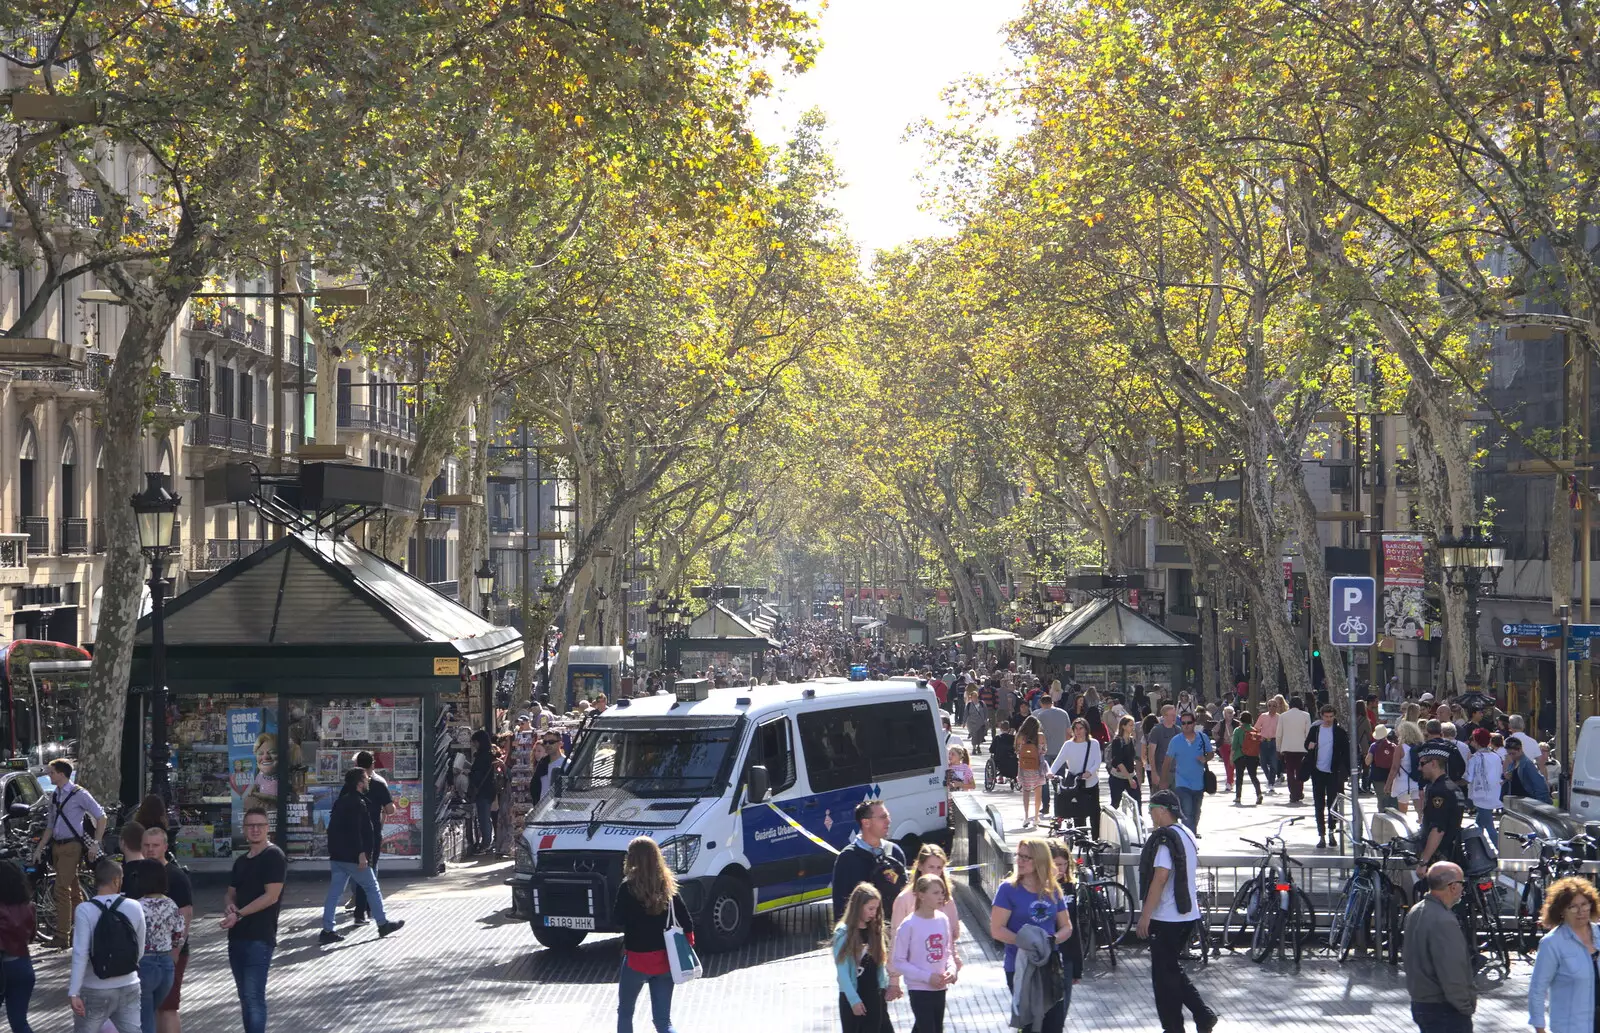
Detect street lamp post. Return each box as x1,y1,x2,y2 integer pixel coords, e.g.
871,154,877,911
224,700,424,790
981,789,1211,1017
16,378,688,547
1194,591,1209,703
131,472,181,802
473,561,495,729
1436,526,1506,693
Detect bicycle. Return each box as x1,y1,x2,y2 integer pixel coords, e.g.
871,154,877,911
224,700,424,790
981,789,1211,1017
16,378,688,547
1506,831,1591,955
1223,816,1317,963
1327,836,1411,964
1408,841,1516,977
436,788,468,871
1045,820,1136,968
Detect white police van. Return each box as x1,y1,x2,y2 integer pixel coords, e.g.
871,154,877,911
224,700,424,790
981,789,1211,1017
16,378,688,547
513,679,949,951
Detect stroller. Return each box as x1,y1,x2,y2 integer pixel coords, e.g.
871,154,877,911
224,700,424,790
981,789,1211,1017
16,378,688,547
984,731,1019,792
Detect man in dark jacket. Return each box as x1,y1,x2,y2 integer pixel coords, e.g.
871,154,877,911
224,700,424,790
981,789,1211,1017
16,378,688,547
349,750,396,925
320,768,405,944
1303,705,1351,849
829,799,907,924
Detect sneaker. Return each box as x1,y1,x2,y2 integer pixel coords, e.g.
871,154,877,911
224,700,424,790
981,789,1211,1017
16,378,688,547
319,929,345,945
378,920,406,938
352,916,370,926
1317,838,1327,849
1197,1014,1220,1033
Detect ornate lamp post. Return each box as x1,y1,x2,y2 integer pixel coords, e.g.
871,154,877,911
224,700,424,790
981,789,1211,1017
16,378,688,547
1436,526,1506,693
131,472,180,802
474,560,494,619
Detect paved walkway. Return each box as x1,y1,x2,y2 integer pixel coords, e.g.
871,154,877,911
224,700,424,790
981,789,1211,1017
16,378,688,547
15,851,1535,1032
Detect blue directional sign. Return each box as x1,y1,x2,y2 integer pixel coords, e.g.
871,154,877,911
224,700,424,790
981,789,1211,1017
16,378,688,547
1569,624,1600,639
1330,576,1377,647
1503,623,1561,637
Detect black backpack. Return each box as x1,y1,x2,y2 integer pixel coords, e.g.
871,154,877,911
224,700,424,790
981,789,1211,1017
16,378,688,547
88,896,140,979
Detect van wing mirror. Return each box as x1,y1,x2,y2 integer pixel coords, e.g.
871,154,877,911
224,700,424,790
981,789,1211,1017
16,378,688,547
747,764,771,805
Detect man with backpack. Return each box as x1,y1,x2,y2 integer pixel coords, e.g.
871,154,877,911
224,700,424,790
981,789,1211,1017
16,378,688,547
35,759,106,948
67,858,145,1033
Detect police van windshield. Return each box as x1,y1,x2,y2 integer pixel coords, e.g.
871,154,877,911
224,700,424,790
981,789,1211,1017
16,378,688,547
561,718,741,798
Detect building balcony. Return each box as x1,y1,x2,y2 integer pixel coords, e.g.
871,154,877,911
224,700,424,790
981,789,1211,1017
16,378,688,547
153,373,203,416
337,403,417,441
9,351,111,400
18,516,48,557
184,537,270,571
60,518,88,556
0,534,27,586
187,414,269,455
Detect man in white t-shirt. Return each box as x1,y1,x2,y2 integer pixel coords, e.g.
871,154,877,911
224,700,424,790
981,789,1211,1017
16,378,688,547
1137,790,1216,1033
1508,715,1543,763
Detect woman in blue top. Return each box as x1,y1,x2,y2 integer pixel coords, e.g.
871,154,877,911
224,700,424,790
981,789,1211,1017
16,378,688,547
1528,876,1600,1033
989,837,1072,1033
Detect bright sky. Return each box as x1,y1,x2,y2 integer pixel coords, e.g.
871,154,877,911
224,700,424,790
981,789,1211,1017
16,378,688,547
750,0,1026,263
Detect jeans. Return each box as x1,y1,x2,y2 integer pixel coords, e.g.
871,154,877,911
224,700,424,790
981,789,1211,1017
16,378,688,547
1234,756,1261,802
1004,968,1065,1033
908,989,945,1033
139,952,175,1033
1149,920,1215,1033
1310,769,1343,840
1174,787,1204,834
1410,1001,1472,1033
0,955,34,1033
474,796,495,852
1476,807,1497,843
324,860,390,930
228,937,274,1033
74,983,139,1033
1281,751,1306,802
1109,775,1140,810
618,958,676,1033
352,851,380,920
1259,740,1280,787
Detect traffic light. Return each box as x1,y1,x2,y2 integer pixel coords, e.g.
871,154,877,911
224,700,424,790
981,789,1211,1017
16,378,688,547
1311,647,1321,659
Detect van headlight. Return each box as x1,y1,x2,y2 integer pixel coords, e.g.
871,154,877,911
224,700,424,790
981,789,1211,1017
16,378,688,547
515,838,535,874
659,835,701,874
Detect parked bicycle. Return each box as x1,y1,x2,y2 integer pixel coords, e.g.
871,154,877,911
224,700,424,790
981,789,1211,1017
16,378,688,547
1044,819,1136,967
1327,836,1413,964
1223,816,1317,963
1506,830,1592,955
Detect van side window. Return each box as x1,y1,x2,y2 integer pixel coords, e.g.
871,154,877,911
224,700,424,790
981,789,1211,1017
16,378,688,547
866,700,941,780
798,710,872,793
751,717,797,795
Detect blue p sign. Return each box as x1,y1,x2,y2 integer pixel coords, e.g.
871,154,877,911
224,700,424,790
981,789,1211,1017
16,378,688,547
1329,576,1377,647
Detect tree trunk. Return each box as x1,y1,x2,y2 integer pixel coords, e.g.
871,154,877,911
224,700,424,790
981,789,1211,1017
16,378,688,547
81,304,182,803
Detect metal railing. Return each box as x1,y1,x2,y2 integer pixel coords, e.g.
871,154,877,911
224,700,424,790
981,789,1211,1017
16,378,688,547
0,534,27,569
185,538,270,570
155,374,203,414
18,516,48,557
59,518,87,556
3,23,57,62
338,403,417,440
188,415,269,455
93,518,105,554
429,580,460,600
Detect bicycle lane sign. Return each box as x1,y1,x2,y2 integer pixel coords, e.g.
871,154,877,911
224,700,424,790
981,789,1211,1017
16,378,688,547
1329,576,1377,647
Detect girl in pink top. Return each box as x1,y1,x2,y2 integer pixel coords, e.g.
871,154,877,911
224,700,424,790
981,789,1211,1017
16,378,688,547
889,844,961,999
890,875,960,1030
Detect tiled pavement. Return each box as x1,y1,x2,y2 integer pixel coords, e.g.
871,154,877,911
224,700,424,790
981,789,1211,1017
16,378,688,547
18,856,1532,1032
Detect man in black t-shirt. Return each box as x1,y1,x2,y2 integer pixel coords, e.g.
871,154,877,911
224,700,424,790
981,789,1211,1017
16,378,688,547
221,806,285,1033
350,751,396,925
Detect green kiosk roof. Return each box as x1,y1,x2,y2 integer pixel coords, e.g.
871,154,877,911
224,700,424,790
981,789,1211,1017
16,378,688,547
131,531,523,693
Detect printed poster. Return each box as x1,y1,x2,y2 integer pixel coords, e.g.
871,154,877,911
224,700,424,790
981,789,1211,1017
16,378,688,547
320,709,345,740
368,708,395,743
393,744,420,780
394,707,419,743
227,707,278,847
342,708,370,743
1382,533,1427,639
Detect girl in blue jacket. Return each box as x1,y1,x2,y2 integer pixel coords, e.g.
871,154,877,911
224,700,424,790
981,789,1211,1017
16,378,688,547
1529,877,1600,1033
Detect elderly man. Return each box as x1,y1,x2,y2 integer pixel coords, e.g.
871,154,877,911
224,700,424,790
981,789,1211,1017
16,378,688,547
1402,861,1476,1032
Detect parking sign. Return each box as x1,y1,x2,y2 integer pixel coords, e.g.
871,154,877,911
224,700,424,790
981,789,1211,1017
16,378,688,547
1329,576,1377,647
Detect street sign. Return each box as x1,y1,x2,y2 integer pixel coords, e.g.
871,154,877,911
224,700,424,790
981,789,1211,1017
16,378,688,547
1569,624,1600,639
1330,576,1377,647
1501,634,1557,650
1503,623,1561,637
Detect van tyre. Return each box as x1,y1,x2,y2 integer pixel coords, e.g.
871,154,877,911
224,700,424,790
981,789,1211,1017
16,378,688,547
697,872,753,952
531,923,587,950
898,834,923,864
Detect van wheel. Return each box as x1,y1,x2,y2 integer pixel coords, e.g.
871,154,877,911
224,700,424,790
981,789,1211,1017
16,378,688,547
531,923,587,950
899,833,923,863
697,873,753,952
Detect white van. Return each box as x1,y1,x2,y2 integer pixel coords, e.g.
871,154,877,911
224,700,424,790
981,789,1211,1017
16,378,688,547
512,679,949,952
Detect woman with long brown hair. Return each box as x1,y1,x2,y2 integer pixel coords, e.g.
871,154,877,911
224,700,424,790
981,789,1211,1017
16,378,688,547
1016,715,1046,830
613,836,693,1033
832,882,891,1032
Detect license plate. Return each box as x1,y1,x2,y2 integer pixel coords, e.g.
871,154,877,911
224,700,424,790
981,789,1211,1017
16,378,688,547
543,916,594,930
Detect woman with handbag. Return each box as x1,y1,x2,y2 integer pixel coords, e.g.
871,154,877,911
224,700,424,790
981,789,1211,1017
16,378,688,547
1048,719,1103,838
613,836,695,1033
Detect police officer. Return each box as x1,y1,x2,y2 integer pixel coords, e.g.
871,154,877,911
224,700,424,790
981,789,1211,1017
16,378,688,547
1414,744,1466,879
